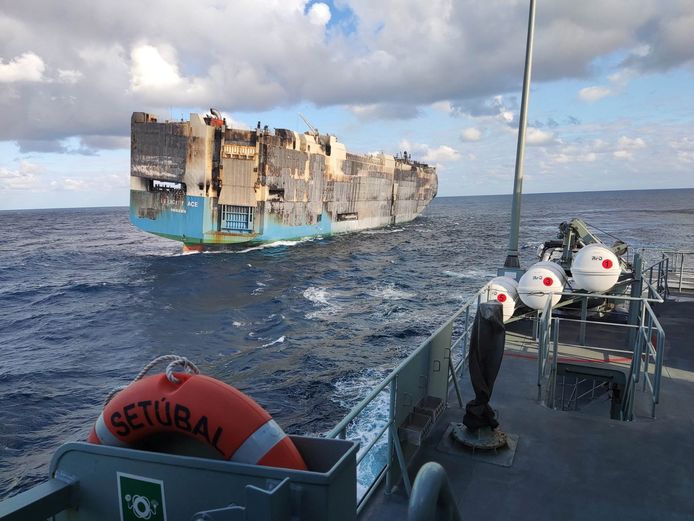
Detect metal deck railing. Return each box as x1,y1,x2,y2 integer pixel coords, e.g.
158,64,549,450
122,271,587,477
327,286,487,513
332,252,677,513
535,253,667,420
662,250,694,292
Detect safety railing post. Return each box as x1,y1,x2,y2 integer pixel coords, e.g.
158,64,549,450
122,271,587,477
537,312,545,402
648,266,654,298
385,376,397,493
627,254,643,347
642,309,653,391
551,318,560,409
462,306,470,359
654,329,664,409
579,296,587,346
656,259,664,294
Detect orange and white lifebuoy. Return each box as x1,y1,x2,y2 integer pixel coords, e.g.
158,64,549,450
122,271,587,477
87,373,307,471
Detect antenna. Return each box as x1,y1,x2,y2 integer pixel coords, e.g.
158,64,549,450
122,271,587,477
298,113,319,137
504,0,537,270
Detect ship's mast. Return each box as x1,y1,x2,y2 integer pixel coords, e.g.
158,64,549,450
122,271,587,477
504,0,537,269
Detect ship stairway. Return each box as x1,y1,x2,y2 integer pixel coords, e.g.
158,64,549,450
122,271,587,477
504,325,637,420
547,362,628,419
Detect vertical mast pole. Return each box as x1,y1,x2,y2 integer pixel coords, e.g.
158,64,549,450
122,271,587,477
504,0,537,268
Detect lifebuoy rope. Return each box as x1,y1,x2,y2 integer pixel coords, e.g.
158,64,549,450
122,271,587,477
104,355,200,405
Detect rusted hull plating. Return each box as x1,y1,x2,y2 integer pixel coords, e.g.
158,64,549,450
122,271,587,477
129,112,438,247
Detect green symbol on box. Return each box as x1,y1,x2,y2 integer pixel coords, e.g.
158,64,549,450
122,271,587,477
117,472,167,521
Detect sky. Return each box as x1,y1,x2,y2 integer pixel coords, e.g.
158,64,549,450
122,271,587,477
1,0,693,210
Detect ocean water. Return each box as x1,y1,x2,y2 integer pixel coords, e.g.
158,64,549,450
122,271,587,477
1,188,693,499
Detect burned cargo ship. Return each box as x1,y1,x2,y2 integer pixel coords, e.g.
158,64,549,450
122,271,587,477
129,112,438,250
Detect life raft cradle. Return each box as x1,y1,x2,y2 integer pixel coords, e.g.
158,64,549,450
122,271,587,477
0,356,358,521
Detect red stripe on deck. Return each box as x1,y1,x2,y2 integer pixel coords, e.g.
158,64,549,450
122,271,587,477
504,351,632,364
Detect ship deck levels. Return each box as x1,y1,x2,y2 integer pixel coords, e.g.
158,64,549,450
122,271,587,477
359,292,694,521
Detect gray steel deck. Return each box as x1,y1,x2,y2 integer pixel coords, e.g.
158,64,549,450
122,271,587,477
359,294,694,521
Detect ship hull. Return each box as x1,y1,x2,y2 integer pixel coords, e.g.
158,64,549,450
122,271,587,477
129,112,437,248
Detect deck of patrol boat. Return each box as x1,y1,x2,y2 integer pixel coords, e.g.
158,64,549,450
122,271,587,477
359,293,694,521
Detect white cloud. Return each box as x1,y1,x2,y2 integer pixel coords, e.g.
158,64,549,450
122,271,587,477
631,44,651,58
669,137,694,163
578,86,612,102
607,68,636,87
547,139,607,164
0,0,694,162
57,69,83,84
129,44,209,104
617,136,646,149
526,127,555,146
308,2,331,26
0,160,44,190
675,151,694,163
613,150,633,160
0,52,45,82
130,44,184,92
499,111,514,123
400,140,460,164
461,127,482,142
613,136,645,160
431,101,453,113
63,178,89,191
422,145,461,163
553,152,597,164
221,113,250,130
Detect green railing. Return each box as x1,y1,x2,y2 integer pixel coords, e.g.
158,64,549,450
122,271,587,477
327,286,487,513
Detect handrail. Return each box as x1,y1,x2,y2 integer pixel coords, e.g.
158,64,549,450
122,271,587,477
408,462,463,521
0,478,77,521
537,253,669,420
328,286,485,438
520,289,663,304
327,286,487,510
660,250,694,292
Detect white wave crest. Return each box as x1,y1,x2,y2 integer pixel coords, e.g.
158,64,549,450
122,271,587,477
361,228,405,235
303,286,330,306
303,286,341,319
260,335,286,348
331,369,391,500
443,268,495,280
237,236,322,253
368,283,415,300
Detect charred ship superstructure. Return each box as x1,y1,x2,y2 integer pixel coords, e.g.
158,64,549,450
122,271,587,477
129,112,438,249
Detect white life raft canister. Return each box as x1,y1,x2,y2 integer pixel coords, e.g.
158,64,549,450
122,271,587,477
571,243,621,293
483,276,519,322
518,261,567,310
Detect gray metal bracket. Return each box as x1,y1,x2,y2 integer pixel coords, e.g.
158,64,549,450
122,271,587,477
389,425,412,496
0,474,78,521
192,478,291,521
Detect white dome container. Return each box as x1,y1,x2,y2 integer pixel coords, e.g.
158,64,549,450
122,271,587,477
572,243,621,293
518,261,567,310
482,276,520,322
